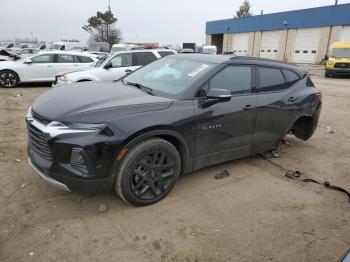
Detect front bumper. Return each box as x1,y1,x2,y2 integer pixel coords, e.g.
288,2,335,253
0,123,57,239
26,109,124,194
28,157,70,192
326,68,350,75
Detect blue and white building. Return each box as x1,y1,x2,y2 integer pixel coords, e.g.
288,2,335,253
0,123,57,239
205,4,350,63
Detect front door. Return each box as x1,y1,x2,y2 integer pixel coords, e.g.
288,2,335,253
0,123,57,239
193,65,257,170
20,54,56,82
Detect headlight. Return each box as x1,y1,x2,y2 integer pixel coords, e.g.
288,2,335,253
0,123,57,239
57,74,70,82
62,122,107,130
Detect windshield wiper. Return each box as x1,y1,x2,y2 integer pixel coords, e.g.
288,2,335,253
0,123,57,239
126,81,154,96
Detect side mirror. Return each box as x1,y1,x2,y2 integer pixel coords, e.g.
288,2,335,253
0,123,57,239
324,54,329,61
200,88,231,108
23,58,32,64
104,62,113,70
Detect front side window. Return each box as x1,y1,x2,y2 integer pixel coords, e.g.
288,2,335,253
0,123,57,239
209,66,251,95
110,53,132,68
57,54,74,63
31,54,53,63
257,67,286,92
134,52,157,66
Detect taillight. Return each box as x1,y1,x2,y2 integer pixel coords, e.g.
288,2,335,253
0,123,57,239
315,93,322,102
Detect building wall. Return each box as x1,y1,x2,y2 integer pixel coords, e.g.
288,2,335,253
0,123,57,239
252,31,261,57
206,25,345,64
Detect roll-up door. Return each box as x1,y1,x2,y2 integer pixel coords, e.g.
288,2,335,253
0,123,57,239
260,31,281,60
232,33,249,56
340,26,350,41
292,28,321,64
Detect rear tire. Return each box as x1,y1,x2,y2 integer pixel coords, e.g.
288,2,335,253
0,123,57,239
115,138,181,206
0,70,19,88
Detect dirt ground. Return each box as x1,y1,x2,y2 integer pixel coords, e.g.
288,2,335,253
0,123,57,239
0,70,350,262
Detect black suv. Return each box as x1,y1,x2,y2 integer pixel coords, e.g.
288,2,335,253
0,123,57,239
26,54,322,206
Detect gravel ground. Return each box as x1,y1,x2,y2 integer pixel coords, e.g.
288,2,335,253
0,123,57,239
0,72,350,262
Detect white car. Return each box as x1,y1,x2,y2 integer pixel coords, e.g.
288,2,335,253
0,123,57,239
0,51,98,88
53,49,177,87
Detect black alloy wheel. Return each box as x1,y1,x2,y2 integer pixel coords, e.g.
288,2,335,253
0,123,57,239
0,71,19,88
115,138,181,206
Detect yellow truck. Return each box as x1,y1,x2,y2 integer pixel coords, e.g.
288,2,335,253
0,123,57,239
325,41,350,77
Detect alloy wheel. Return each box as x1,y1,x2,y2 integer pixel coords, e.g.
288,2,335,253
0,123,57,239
130,151,176,200
0,72,17,87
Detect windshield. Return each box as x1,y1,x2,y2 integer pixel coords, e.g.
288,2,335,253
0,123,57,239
123,57,214,98
49,44,61,50
331,48,350,58
92,54,110,67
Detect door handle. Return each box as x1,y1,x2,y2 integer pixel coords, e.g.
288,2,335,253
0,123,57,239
244,105,255,110
125,69,133,74
288,97,296,102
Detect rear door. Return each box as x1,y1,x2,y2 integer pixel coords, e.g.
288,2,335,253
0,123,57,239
194,65,257,169
253,67,301,153
20,53,56,82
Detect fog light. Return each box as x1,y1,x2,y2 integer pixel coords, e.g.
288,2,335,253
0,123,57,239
71,148,85,165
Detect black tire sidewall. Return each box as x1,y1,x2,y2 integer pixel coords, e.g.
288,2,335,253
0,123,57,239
0,70,19,88
115,138,181,206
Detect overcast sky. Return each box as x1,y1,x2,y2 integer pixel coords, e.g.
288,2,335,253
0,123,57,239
0,0,349,46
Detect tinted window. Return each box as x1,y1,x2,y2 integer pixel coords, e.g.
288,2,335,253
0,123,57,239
31,54,53,63
57,54,74,63
77,56,93,63
110,53,132,68
210,66,251,95
258,67,286,92
134,52,157,66
283,69,300,88
158,51,175,57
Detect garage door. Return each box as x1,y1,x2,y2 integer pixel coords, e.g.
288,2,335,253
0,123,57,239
260,31,281,60
292,28,321,64
340,26,350,41
232,33,249,56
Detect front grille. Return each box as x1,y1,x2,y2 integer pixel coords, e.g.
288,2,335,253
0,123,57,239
27,123,53,160
334,63,350,69
32,110,50,125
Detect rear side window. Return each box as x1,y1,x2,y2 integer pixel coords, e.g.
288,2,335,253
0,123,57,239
283,69,300,88
77,56,93,63
257,67,286,92
210,66,251,95
158,51,175,57
134,52,157,66
57,54,74,63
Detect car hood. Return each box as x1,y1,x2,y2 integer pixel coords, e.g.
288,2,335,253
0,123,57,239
32,81,174,123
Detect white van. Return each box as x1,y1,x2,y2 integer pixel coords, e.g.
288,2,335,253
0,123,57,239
202,45,217,54
49,41,86,51
111,43,139,53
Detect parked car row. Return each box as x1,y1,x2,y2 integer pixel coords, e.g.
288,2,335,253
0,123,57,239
0,51,98,87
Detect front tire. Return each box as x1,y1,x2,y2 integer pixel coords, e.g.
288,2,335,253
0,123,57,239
115,138,181,206
325,70,331,78
0,70,19,88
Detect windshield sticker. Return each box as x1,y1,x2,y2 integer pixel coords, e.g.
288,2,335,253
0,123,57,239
188,64,209,77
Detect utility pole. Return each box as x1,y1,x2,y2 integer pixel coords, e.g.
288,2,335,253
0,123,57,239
335,0,338,5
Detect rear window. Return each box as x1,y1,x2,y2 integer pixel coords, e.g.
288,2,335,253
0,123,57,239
283,69,300,88
257,67,286,92
77,56,94,63
158,51,175,58
134,52,157,66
